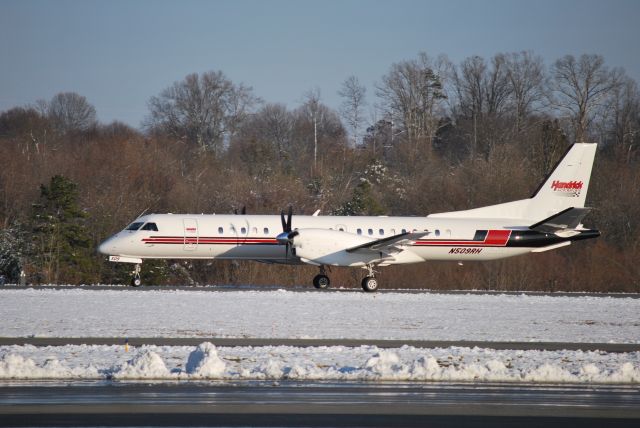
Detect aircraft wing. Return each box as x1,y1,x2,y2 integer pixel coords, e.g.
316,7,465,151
529,207,592,234
346,232,429,255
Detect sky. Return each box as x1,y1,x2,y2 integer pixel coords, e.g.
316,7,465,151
1,0,639,128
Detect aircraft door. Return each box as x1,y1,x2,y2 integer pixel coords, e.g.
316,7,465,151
183,218,198,251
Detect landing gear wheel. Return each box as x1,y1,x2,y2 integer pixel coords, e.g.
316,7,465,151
131,263,142,287
361,276,378,292
313,274,330,289
131,274,142,287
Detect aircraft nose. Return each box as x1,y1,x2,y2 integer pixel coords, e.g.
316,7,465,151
98,235,117,255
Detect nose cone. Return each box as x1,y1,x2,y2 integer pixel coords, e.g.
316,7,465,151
98,236,117,255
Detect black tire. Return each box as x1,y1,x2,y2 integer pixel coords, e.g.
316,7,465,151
313,274,330,289
361,276,378,292
131,275,142,287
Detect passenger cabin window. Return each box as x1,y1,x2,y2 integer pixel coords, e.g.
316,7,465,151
263,227,269,235
141,222,158,231
379,229,384,236
368,228,373,236
401,229,407,234
218,227,224,234
357,228,362,235
339,227,345,232
126,222,144,231
435,229,440,237
241,227,247,234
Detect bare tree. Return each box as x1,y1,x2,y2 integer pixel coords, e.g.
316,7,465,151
235,103,294,170
46,92,97,133
290,90,346,177
254,103,293,161
451,54,511,156
146,71,259,152
604,75,640,162
302,88,323,171
376,52,447,153
484,54,511,117
338,76,367,146
452,55,486,121
550,54,622,143
504,51,546,132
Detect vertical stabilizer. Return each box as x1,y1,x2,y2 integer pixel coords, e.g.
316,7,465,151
526,143,597,220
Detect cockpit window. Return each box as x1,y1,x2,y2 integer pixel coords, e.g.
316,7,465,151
141,222,159,231
125,222,144,231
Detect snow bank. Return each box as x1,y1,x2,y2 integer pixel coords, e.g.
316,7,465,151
113,350,171,379
185,342,226,377
0,352,99,379
1,288,639,343
1,343,639,384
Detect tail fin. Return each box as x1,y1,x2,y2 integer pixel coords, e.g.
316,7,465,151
526,143,596,219
429,143,597,222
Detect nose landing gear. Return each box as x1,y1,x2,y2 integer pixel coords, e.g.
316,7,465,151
131,264,142,287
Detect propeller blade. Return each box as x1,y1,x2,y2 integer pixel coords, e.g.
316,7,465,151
287,205,293,232
241,206,246,215
280,210,287,232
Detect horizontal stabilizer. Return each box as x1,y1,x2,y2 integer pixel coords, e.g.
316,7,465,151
529,207,592,234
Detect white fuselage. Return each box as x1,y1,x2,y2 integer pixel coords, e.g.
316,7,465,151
99,213,533,267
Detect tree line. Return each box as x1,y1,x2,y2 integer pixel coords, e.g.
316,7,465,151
0,50,638,291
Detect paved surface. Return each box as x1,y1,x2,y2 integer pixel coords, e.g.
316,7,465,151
1,337,639,352
0,381,638,427
2,284,639,298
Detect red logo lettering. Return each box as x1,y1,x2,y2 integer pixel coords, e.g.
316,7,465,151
551,180,583,191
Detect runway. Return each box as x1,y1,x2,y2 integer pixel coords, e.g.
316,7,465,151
1,337,639,353
3,284,639,298
0,381,638,427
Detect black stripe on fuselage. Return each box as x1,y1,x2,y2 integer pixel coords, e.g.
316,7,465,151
506,229,600,248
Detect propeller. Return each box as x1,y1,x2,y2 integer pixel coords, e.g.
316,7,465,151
276,206,298,259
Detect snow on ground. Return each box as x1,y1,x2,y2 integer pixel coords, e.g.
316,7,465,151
0,288,639,343
1,343,639,383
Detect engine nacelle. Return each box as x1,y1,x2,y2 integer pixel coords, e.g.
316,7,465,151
291,228,382,267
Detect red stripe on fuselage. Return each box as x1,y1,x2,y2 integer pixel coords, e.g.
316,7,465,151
413,230,511,247
142,236,279,245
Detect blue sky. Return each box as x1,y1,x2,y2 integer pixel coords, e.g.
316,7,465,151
1,0,639,128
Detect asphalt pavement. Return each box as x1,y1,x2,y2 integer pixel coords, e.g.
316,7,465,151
1,380,639,427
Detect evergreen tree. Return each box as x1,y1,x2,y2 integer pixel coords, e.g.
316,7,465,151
0,223,29,282
30,175,97,284
333,180,385,216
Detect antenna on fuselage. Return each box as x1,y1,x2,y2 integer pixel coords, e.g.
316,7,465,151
136,207,150,220
233,205,247,215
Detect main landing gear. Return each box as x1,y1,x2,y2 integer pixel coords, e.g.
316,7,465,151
310,265,380,292
131,264,142,287
312,266,330,289
360,264,379,293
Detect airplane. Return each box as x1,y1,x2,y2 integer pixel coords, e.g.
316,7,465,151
98,143,600,291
